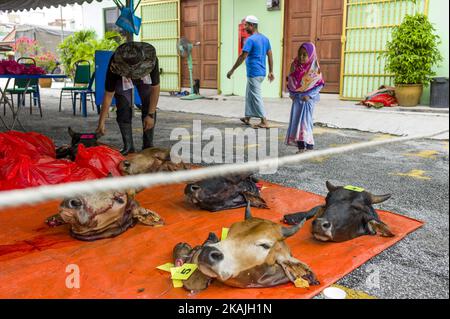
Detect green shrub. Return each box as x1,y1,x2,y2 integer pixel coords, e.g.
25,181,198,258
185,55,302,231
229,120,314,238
58,30,125,78
381,13,443,86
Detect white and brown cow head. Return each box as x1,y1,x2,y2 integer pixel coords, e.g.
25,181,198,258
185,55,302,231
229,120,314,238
56,189,164,241
194,203,319,288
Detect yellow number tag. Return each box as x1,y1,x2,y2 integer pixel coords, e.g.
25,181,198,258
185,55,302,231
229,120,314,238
221,228,230,241
172,279,184,288
294,277,310,288
156,263,174,273
170,264,198,280
344,185,365,193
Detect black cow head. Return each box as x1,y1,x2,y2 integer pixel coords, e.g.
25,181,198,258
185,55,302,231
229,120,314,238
56,127,100,160
184,174,268,212
284,181,394,242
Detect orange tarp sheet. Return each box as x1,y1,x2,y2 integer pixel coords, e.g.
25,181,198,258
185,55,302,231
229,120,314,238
0,181,423,299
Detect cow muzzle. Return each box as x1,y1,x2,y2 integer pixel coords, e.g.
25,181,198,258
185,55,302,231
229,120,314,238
312,218,333,241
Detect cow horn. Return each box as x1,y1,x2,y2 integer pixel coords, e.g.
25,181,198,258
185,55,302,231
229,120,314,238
68,127,75,138
326,181,338,192
281,218,305,238
245,201,253,220
369,193,392,204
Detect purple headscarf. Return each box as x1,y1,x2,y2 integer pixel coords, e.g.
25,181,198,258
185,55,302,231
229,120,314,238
287,42,325,94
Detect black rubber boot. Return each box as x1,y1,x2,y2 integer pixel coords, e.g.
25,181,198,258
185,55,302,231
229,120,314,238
142,113,156,150
142,126,155,150
118,122,135,156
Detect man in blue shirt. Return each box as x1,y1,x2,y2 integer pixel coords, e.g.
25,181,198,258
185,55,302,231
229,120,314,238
227,15,274,129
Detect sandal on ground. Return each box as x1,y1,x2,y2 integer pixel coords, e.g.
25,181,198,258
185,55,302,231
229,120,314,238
252,123,271,129
240,118,250,125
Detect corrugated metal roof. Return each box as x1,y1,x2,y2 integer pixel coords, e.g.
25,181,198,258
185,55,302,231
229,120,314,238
0,0,103,12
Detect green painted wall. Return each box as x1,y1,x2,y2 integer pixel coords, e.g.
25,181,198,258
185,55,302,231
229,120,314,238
220,0,283,98
421,0,449,105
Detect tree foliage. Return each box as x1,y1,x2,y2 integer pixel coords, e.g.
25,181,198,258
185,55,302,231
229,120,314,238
381,13,443,86
58,30,125,77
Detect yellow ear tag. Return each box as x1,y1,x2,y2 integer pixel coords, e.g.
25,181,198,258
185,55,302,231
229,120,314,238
344,185,365,193
172,279,184,288
156,263,174,273
294,277,310,288
221,228,229,241
170,264,198,281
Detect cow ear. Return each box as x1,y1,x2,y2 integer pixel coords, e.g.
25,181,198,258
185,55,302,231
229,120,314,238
369,193,392,204
367,220,395,237
242,191,268,209
127,187,145,198
326,181,338,192
281,218,305,238
132,207,164,226
277,256,319,286
68,127,76,138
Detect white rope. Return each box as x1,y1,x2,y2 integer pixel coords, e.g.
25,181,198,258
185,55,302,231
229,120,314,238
0,130,448,209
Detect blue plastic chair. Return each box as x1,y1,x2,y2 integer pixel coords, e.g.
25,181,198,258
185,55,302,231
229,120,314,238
73,71,98,117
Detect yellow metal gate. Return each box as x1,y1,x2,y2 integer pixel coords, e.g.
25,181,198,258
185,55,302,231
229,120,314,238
340,0,429,100
141,0,180,92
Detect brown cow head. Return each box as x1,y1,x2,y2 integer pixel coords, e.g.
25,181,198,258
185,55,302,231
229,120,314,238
119,147,190,175
284,181,394,243
195,203,319,288
57,189,164,241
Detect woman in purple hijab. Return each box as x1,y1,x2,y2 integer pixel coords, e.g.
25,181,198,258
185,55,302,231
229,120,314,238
285,42,325,153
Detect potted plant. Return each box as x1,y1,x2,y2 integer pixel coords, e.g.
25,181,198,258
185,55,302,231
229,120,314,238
382,13,443,106
35,51,58,88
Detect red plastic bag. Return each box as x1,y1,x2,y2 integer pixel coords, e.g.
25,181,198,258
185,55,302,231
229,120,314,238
0,155,98,191
0,155,58,190
0,131,55,159
75,144,124,177
63,165,98,183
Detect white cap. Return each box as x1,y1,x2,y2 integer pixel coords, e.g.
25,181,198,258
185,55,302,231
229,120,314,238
245,15,259,24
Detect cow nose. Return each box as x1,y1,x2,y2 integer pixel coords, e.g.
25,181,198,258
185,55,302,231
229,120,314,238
67,198,83,209
322,221,331,229
314,218,331,231
210,250,224,262
200,246,224,265
190,185,201,192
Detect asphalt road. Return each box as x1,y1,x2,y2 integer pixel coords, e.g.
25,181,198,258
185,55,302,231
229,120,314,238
1,100,448,299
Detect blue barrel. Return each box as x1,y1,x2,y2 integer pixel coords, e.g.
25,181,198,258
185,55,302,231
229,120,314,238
430,77,449,108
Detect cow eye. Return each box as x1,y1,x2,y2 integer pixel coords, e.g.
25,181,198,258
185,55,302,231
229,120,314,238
258,243,271,250
114,197,125,204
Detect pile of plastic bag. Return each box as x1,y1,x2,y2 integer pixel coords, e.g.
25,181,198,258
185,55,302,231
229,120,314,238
0,60,46,75
0,131,124,191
